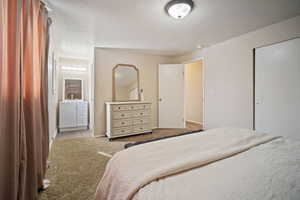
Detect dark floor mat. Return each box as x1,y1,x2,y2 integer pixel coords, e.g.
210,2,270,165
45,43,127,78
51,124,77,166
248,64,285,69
124,130,203,148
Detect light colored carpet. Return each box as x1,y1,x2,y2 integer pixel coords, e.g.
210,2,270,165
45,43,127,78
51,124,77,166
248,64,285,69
39,122,202,200
38,137,126,200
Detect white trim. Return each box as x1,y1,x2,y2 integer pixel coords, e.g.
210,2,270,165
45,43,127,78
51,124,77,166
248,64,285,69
49,129,57,150
49,139,54,150
53,129,58,139
94,135,105,138
59,126,88,132
183,65,186,129
91,48,96,137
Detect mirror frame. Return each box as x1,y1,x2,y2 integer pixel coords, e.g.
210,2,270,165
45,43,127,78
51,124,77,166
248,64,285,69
112,64,141,102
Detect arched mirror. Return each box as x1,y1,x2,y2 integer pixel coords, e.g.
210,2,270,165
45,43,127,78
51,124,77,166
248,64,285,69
113,64,140,101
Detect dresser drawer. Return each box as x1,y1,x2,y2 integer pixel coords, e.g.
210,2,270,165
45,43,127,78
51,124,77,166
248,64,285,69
133,117,150,125
127,104,136,110
141,104,151,110
133,125,151,133
130,104,151,110
132,110,150,118
112,105,130,111
112,111,132,119
112,126,132,136
112,119,132,128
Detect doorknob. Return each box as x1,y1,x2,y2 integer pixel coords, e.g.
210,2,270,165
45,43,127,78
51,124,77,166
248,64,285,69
159,98,162,102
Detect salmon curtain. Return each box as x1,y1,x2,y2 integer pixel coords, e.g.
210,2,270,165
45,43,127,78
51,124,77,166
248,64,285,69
0,0,51,199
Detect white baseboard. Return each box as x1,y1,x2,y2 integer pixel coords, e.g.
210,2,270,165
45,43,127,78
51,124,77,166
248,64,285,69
94,135,106,138
53,128,58,139
186,120,203,125
93,131,107,138
49,129,57,150
59,126,89,132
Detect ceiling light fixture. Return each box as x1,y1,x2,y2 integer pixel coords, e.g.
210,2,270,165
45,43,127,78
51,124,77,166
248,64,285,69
165,0,194,19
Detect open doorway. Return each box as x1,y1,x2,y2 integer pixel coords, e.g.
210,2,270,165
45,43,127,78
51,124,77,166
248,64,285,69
158,59,204,131
184,60,204,130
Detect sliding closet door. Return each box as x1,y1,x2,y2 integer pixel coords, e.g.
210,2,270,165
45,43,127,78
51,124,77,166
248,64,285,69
255,38,300,140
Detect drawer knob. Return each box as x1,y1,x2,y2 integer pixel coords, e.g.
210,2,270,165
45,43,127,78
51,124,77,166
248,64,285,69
121,114,125,117
118,107,121,109
121,130,125,132
121,122,125,124
140,120,143,122
140,113,143,115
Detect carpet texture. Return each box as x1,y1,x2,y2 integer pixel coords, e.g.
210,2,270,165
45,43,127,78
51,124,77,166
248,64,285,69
38,122,202,200
38,137,125,200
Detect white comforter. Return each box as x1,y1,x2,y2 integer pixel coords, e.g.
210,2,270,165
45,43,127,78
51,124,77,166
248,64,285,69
133,137,300,200
96,128,300,200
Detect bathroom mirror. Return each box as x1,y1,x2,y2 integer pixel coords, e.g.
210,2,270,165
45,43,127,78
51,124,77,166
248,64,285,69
63,78,83,100
113,64,140,101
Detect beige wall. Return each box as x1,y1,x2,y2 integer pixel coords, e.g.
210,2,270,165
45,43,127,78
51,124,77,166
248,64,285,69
94,48,174,136
93,15,300,134
175,15,300,130
185,61,203,123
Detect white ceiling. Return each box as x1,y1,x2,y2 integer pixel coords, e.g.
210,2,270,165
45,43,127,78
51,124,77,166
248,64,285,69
48,0,300,56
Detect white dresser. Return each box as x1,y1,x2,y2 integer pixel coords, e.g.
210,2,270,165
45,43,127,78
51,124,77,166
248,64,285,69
106,102,152,139
59,101,89,132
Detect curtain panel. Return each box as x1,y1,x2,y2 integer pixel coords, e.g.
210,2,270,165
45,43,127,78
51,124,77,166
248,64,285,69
0,0,50,199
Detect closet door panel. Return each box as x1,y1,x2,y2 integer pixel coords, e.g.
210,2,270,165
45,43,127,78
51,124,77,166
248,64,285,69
255,38,300,140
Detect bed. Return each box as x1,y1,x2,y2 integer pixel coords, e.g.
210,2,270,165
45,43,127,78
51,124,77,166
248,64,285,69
96,128,300,200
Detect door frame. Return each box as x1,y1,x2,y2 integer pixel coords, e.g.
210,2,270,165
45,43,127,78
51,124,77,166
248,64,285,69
182,57,205,130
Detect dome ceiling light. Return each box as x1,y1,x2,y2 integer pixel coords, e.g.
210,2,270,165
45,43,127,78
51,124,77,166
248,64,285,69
165,0,194,19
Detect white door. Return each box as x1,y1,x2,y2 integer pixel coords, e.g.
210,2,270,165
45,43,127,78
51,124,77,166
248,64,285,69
255,38,300,140
159,64,185,128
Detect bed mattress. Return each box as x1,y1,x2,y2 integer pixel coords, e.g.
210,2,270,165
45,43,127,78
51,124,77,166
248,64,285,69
96,128,300,200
